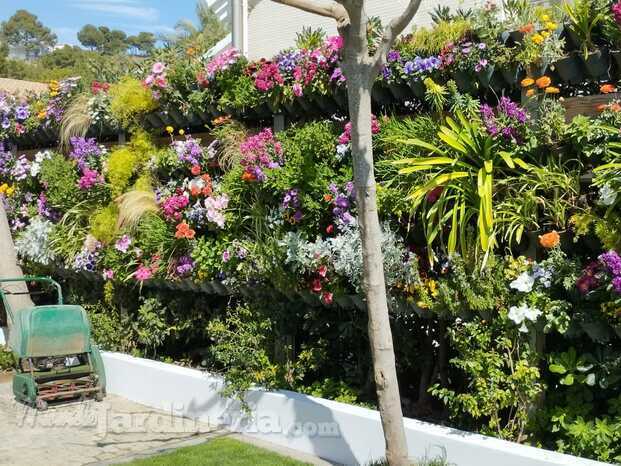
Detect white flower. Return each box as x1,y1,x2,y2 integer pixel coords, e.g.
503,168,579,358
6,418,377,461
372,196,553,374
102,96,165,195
598,183,617,206
510,271,535,292
508,303,541,333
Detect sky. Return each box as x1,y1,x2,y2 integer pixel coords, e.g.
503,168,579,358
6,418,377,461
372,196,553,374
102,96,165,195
0,0,202,46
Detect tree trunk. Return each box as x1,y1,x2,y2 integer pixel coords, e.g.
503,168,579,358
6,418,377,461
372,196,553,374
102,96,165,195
344,8,409,465
0,202,33,328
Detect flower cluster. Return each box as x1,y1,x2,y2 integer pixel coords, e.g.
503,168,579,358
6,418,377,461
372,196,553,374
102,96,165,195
254,61,285,92
599,250,621,293
144,62,168,98
481,97,529,141
174,136,204,166
239,128,283,182
198,48,241,86
161,193,190,221
281,189,303,223
442,41,490,73
327,182,356,230
74,236,102,272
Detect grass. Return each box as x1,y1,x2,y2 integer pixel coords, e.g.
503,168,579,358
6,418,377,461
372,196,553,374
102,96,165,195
120,437,312,466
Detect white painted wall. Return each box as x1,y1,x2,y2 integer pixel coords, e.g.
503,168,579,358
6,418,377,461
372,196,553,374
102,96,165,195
246,0,487,59
102,352,607,466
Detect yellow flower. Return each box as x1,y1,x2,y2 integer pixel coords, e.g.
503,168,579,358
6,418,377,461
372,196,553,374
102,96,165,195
0,183,7,193
6,186,14,196
165,126,174,134
49,91,59,97
427,279,438,297
541,14,550,22
532,33,544,45
545,86,560,94
37,110,47,119
546,22,557,31
521,77,535,87
541,30,550,38
178,129,185,135
526,88,536,97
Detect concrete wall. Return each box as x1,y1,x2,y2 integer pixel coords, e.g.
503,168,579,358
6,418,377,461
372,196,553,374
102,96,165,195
102,352,606,466
246,0,486,59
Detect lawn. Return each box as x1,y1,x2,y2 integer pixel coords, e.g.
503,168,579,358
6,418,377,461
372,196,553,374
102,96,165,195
120,437,312,466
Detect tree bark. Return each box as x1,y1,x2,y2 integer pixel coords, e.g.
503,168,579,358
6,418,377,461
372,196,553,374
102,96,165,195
0,202,33,327
270,1,423,464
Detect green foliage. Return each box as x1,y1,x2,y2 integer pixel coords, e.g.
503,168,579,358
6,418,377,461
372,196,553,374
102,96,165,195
106,130,154,196
431,319,542,441
85,302,136,353
135,213,176,259
295,27,326,50
108,77,158,128
40,153,80,208
0,346,15,371
404,20,472,55
192,236,225,281
134,297,173,357
89,203,119,244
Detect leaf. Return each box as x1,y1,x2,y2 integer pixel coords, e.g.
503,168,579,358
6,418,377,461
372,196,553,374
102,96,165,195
560,374,575,386
499,151,515,168
408,172,469,201
549,364,567,374
585,373,596,386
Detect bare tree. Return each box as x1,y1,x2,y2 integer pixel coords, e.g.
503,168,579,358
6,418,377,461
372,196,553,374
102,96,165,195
272,1,422,464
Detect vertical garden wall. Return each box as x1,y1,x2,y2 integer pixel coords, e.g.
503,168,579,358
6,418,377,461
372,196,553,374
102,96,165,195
1,1,621,463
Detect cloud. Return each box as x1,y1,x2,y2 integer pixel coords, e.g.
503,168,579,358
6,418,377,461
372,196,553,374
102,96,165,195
70,1,159,22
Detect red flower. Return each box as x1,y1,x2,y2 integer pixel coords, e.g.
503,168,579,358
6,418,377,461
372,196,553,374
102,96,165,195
318,265,328,278
426,186,444,203
311,278,323,293
191,165,202,176
321,291,333,305
326,224,334,235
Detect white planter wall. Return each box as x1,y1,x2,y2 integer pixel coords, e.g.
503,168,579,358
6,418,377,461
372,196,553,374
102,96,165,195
102,352,606,466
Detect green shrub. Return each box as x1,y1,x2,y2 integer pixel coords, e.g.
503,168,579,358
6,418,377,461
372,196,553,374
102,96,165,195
106,130,154,196
40,153,80,208
108,77,157,128
0,347,14,371
89,203,119,244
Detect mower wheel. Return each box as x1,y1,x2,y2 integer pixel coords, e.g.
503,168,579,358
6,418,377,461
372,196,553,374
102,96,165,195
95,390,104,402
35,398,48,411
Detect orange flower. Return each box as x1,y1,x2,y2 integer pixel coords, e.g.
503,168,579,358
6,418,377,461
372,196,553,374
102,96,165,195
241,171,256,182
191,165,202,176
610,102,621,112
526,88,536,97
521,77,535,87
323,194,333,202
535,76,551,89
600,84,617,94
175,222,195,240
539,231,560,249
596,103,608,112
544,86,560,94
519,23,534,34
212,115,231,126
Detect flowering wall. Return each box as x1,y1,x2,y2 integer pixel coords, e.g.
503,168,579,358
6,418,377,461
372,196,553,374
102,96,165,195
2,0,621,463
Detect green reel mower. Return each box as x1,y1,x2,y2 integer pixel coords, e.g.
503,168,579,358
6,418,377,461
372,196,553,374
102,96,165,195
0,276,106,410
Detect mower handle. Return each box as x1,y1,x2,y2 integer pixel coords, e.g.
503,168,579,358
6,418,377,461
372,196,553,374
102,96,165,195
0,276,64,322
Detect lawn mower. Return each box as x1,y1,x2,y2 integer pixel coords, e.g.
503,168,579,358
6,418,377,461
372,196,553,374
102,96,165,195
0,276,106,410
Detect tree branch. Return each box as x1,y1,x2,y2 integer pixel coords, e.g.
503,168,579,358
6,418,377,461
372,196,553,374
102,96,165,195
371,0,423,76
270,0,350,28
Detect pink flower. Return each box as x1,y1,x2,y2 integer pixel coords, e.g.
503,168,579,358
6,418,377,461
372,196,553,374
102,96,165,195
292,83,303,97
144,74,154,86
152,62,166,74
135,265,153,282
326,35,344,52
103,269,114,280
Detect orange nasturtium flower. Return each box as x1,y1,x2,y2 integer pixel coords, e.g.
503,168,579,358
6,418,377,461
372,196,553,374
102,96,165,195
526,88,536,97
545,86,560,94
521,77,535,87
600,83,617,94
536,76,552,89
323,194,333,202
175,222,195,240
539,231,560,249
519,23,534,34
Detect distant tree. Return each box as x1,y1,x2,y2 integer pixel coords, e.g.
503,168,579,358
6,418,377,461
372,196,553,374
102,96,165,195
0,40,8,74
0,10,57,59
127,31,156,55
77,24,105,51
39,45,87,69
104,28,127,54
164,1,226,51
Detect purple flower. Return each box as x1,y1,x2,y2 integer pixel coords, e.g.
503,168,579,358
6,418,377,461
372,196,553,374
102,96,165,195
115,235,132,253
387,50,401,62
15,105,29,121
404,61,416,75
600,250,621,276
175,256,194,276
222,250,231,263
613,276,621,293
475,59,488,72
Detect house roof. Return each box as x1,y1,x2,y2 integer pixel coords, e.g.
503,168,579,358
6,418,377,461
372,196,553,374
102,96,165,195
0,78,48,97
